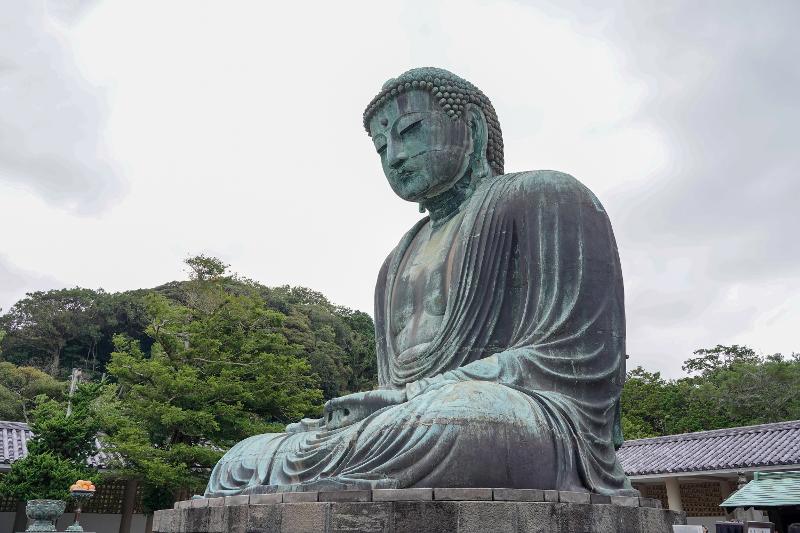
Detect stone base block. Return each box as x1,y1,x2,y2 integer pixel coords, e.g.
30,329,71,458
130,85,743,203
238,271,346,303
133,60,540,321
156,493,686,533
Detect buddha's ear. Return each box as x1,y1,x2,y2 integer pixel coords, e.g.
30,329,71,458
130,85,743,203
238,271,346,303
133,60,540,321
464,104,490,179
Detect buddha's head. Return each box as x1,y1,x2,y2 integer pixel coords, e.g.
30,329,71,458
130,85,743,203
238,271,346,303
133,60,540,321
363,67,504,203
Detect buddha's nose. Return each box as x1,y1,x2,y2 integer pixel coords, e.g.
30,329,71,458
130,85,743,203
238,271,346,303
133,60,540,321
388,149,408,169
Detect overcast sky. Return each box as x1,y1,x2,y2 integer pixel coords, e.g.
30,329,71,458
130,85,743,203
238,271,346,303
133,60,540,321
1,0,797,377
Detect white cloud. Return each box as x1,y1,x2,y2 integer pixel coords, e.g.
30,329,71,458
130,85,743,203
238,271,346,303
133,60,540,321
1,0,797,376
0,0,123,214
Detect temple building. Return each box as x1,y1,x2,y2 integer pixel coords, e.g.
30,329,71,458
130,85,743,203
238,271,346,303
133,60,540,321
618,420,800,530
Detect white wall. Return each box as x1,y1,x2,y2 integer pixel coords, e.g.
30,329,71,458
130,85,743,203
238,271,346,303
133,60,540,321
56,512,147,533
688,515,726,529
687,510,770,530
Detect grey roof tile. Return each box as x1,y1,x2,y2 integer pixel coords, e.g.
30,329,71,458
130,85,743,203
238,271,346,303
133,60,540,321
619,420,800,476
1,421,30,464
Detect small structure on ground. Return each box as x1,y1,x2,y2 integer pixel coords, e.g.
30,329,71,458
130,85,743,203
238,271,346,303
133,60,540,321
721,471,800,530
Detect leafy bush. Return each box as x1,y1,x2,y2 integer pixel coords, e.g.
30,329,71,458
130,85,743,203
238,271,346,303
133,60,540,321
0,383,102,502
0,452,92,501
27,385,101,461
0,362,64,422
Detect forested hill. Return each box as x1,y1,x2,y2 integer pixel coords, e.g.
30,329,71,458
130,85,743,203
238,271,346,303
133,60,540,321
0,255,377,422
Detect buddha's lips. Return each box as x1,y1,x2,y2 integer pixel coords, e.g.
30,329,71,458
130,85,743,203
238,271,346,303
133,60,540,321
393,170,417,182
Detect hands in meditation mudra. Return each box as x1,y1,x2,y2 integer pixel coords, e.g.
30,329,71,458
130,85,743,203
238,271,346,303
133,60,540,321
204,68,636,497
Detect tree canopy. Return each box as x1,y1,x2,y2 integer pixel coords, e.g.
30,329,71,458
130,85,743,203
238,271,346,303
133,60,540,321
0,384,98,501
0,289,151,379
97,280,326,508
0,362,64,422
621,344,800,439
0,264,377,398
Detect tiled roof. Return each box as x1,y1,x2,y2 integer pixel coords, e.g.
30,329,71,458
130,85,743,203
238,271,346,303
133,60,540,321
0,421,30,464
0,420,113,469
721,470,800,508
619,420,800,477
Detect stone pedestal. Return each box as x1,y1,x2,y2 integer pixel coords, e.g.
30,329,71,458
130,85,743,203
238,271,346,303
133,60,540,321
154,489,686,533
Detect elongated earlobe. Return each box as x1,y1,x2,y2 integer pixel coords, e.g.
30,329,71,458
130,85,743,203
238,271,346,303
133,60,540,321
467,106,492,180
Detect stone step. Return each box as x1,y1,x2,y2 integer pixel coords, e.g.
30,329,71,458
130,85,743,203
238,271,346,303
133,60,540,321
172,488,663,507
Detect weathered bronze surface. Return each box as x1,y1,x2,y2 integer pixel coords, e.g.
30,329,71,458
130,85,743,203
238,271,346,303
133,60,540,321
205,67,634,497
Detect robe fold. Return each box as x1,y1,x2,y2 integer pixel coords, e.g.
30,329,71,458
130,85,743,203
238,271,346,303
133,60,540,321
204,170,635,497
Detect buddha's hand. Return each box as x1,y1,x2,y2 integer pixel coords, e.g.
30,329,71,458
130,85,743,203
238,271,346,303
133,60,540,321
285,417,325,434
323,389,407,430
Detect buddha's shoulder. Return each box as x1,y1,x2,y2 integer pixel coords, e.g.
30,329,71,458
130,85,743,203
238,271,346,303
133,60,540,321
486,170,605,211
496,169,589,195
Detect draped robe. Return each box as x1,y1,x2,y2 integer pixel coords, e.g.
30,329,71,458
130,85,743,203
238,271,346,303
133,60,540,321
204,170,635,497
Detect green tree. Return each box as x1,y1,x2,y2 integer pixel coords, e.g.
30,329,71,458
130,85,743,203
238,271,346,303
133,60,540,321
0,260,378,397
682,345,800,427
620,367,668,438
183,254,229,282
681,344,761,374
72,291,151,374
27,383,102,461
99,260,324,510
0,288,100,376
0,362,65,422
262,285,378,398
0,452,91,501
0,289,151,379
0,383,99,501
339,308,378,393
622,345,800,440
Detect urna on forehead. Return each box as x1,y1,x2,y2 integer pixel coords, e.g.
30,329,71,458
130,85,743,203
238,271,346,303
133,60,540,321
363,66,506,174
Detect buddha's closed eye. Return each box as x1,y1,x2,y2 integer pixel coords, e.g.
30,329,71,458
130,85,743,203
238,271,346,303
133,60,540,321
373,134,387,154
398,117,423,135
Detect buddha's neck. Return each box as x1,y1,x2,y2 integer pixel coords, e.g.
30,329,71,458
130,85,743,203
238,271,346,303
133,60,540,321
422,170,474,229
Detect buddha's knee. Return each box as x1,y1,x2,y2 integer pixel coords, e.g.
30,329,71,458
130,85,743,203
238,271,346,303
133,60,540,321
413,381,562,487
219,432,287,463
205,433,289,496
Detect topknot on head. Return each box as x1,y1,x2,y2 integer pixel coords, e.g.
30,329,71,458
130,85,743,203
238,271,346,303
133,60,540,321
363,67,504,175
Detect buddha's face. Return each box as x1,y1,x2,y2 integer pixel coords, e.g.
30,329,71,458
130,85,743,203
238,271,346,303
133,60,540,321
368,89,473,202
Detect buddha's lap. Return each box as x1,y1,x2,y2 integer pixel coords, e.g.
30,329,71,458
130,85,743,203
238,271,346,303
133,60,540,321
218,381,559,467
373,380,555,431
